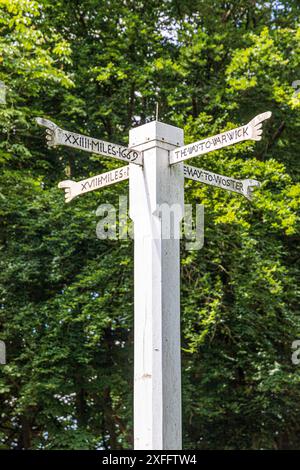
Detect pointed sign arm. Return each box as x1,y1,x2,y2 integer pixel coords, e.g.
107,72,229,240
58,165,130,203
170,111,272,164
36,117,143,166
184,164,261,200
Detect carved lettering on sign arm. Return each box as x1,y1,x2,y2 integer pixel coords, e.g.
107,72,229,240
36,118,143,165
184,164,261,200
170,111,272,164
58,165,130,203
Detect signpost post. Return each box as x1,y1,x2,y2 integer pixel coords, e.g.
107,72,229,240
37,110,271,450
129,121,184,450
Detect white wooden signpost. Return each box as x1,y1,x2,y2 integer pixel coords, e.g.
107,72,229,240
37,111,271,450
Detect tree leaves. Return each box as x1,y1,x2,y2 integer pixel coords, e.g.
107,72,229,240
0,0,300,450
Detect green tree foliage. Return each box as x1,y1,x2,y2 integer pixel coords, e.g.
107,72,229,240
0,0,299,449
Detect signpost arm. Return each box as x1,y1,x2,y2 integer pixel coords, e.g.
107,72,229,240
58,166,129,203
129,121,184,450
36,117,143,165
184,164,261,200
170,111,272,164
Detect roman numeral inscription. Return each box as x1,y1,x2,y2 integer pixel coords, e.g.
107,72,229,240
58,165,129,203
184,164,261,200
170,112,272,164
36,118,143,165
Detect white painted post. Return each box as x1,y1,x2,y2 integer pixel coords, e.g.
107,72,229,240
129,121,184,450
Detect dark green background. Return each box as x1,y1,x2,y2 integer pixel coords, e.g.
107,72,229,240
0,0,299,449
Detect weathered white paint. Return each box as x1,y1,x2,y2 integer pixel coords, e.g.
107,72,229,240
129,121,184,450
58,165,129,203
170,111,272,164
184,164,261,200
36,118,143,165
